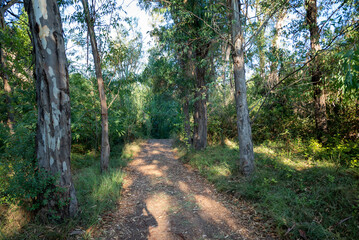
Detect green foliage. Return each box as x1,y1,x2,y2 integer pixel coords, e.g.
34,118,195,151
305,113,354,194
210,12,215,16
70,73,100,150
180,140,359,239
336,47,359,92
72,146,127,226
1,143,133,239
207,98,237,144
141,50,184,139
0,119,71,221
0,111,36,203
145,93,182,139
303,137,359,168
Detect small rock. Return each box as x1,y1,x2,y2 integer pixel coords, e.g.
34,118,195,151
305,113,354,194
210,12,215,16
69,229,84,236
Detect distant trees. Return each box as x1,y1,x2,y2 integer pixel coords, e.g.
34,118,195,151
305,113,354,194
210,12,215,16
24,0,78,217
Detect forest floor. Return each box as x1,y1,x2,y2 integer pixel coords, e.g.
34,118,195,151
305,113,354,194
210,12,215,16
95,139,276,240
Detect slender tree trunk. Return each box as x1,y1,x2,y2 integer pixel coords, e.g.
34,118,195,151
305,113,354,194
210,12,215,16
268,10,286,90
183,96,191,145
81,0,110,172
0,3,15,131
221,42,231,103
179,47,194,146
305,0,328,140
231,0,255,176
255,2,266,81
193,47,208,150
25,0,78,217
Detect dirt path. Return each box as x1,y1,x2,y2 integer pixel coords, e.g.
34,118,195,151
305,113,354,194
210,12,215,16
98,139,275,240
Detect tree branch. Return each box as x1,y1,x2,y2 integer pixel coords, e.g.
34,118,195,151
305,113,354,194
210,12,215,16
250,21,359,123
245,0,289,48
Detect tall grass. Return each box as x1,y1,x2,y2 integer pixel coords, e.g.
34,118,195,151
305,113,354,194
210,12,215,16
178,139,359,239
0,141,142,239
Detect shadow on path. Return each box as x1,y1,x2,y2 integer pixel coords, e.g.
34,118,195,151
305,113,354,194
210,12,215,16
99,139,274,240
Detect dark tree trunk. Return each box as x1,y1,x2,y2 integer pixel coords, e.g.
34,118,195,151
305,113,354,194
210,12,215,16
0,2,16,131
81,0,110,172
193,48,208,150
183,96,191,145
305,0,328,141
25,0,78,217
179,47,194,146
231,0,255,176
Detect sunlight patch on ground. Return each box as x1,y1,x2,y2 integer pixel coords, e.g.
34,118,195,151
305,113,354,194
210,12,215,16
145,192,172,239
254,145,337,171
211,165,231,177
0,204,30,237
224,139,237,149
178,181,190,193
194,195,237,230
122,141,143,159
137,164,165,177
150,150,161,155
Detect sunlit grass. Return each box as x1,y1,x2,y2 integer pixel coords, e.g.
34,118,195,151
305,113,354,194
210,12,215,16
179,139,359,239
0,204,31,237
121,139,143,159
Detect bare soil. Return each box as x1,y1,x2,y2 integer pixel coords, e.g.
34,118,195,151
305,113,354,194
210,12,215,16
97,139,276,240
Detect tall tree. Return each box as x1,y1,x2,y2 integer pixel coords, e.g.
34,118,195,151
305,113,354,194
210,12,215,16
305,0,328,140
0,0,17,131
193,40,210,150
231,0,255,176
24,0,78,217
81,0,110,172
268,9,286,89
255,1,266,81
149,0,216,150
178,47,194,146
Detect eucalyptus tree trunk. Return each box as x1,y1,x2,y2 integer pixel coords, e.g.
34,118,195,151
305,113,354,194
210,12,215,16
255,2,265,81
221,42,231,103
0,1,16,131
305,0,328,140
24,0,78,217
268,10,286,89
179,47,194,146
183,96,191,145
231,0,255,176
193,47,208,150
81,0,110,172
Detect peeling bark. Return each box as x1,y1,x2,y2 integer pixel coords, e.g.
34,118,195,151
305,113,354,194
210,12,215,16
24,0,78,217
231,0,255,176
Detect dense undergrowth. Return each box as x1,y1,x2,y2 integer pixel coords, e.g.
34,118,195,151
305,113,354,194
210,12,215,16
0,141,142,239
177,139,359,239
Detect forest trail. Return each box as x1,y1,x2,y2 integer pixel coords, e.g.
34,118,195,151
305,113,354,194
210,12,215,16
98,139,274,240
